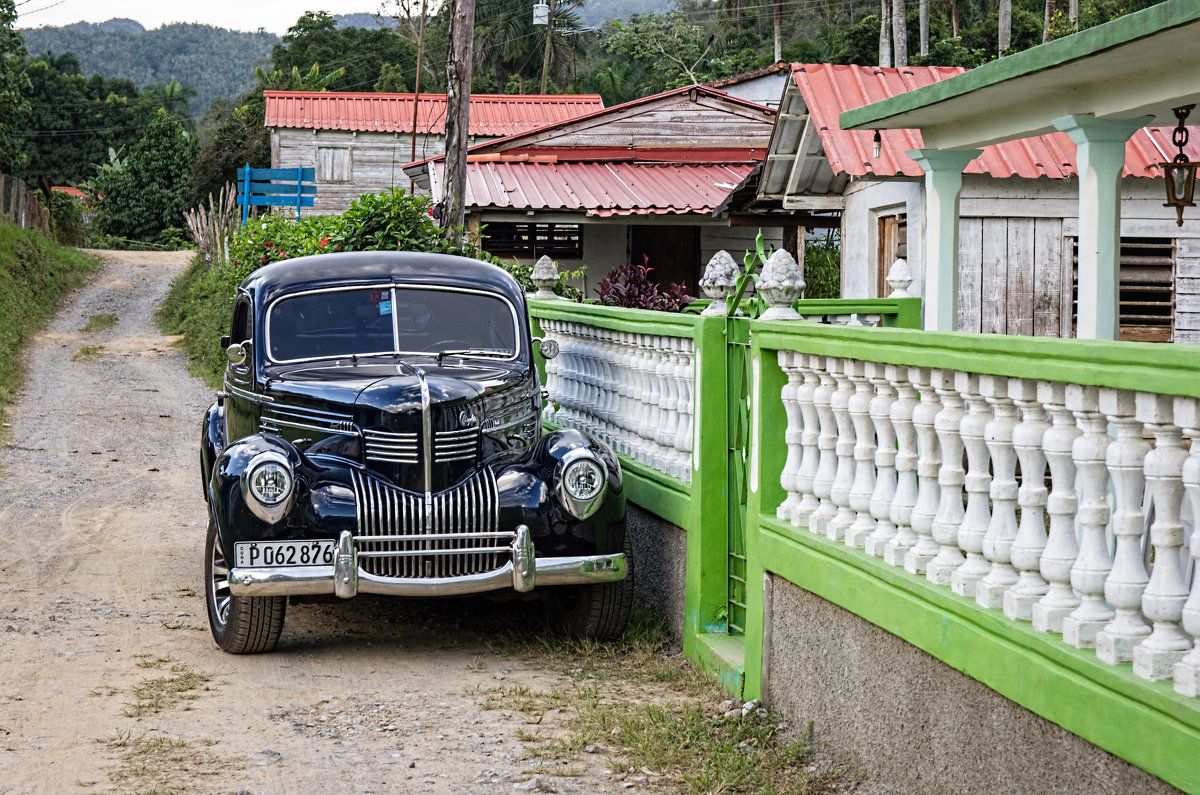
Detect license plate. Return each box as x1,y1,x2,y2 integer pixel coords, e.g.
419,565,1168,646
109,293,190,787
235,540,335,568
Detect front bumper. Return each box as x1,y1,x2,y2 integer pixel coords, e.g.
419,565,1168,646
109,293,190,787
227,525,626,598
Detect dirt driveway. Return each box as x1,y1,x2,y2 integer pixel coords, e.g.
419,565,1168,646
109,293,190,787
0,252,646,793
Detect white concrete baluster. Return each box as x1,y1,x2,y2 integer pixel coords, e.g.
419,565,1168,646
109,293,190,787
655,336,678,459
677,338,696,483
977,375,1019,609
1062,385,1114,649
809,357,839,536
777,351,804,522
1033,382,1082,634
827,359,858,542
1173,396,1200,696
793,355,822,527
952,372,993,597
884,365,919,566
906,366,942,574
1095,389,1152,664
1004,379,1051,621
1134,394,1193,680
846,361,877,548
865,362,898,557
928,369,967,586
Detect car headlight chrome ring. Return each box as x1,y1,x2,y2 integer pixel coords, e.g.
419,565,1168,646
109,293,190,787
241,451,295,524
556,449,606,519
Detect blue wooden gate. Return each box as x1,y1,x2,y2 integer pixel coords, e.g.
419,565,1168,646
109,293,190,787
236,165,316,223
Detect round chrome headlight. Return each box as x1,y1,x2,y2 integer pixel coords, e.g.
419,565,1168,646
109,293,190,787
249,461,292,505
556,449,607,519
241,451,295,524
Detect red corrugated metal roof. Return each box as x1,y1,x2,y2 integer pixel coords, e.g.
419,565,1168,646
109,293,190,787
263,91,604,137
429,161,757,216
793,64,1200,179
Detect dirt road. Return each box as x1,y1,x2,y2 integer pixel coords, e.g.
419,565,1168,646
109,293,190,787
0,252,643,793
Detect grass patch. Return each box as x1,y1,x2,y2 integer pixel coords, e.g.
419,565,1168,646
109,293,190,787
72,344,104,360
102,730,223,792
80,312,118,333
124,661,213,717
477,603,852,793
0,221,99,428
155,253,229,388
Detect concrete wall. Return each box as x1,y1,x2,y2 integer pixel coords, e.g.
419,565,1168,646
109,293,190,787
626,503,687,645
762,575,1181,795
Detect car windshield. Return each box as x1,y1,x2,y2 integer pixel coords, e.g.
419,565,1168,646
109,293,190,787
267,286,520,363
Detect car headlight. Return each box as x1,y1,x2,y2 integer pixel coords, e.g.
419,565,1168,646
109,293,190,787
241,451,295,524
556,449,606,519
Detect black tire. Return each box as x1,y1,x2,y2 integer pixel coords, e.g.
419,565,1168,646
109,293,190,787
549,535,634,641
204,517,286,653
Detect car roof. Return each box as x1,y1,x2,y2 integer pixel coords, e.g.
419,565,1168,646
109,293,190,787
243,251,528,309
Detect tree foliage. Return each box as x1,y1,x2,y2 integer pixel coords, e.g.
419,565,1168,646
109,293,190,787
0,0,30,173
93,108,198,244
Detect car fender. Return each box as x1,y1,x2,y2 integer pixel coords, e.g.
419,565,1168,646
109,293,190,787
208,433,303,548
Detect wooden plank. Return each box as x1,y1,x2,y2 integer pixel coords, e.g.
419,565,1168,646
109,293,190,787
957,217,984,333
1032,217,1064,338
245,195,316,207
1006,219,1035,337
237,167,316,181
238,182,318,195
980,218,1010,334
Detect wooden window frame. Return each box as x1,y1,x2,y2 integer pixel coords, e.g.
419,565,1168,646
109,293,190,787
1069,236,1176,342
876,213,907,298
484,222,583,259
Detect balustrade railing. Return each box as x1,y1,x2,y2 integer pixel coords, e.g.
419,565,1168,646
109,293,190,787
772,348,1200,693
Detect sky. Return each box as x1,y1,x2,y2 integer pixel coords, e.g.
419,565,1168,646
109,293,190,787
15,0,386,35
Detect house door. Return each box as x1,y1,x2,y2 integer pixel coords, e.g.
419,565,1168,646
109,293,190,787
631,225,701,296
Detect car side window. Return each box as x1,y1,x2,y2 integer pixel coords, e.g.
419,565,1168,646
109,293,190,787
230,297,252,345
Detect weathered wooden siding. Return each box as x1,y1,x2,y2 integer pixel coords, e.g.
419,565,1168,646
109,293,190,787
507,94,775,150
957,217,1064,337
1165,233,1200,344
272,129,454,214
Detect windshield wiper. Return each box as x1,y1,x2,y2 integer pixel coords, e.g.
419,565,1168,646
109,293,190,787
434,348,509,365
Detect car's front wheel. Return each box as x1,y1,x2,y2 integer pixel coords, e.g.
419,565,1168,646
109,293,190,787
204,517,286,653
548,535,634,641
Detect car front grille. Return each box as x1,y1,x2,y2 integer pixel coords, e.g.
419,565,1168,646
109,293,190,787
350,467,510,579
362,427,480,466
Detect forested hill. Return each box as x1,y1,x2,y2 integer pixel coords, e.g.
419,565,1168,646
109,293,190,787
19,20,278,115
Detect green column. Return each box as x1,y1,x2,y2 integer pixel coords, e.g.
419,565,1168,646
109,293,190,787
909,148,982,333
1052,114,1152,341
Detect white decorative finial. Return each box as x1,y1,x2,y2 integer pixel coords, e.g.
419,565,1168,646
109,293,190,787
886,257,912,298
699,250,739,316
531,255,561,299
758,249,804,320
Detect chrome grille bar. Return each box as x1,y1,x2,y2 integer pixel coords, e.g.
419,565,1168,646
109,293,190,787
434,428,479,463
261,403,357,436
351,467,506,579
363,429,419,464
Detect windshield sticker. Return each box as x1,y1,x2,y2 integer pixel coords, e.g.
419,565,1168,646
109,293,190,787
379,300,393,316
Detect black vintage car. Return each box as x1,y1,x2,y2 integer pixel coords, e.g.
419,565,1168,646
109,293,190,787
200,251,631,653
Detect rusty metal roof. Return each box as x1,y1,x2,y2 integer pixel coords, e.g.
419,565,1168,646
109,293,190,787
790,63,1200,180
263,91,605,138
427,160,757,216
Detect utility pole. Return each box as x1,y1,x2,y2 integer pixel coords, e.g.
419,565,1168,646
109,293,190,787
409,0,427,193
443,0,476,242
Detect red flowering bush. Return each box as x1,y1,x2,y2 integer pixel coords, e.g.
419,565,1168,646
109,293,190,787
595,261,692,312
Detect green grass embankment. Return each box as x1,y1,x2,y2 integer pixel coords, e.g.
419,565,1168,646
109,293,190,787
156,254,229,388
0,222,100,423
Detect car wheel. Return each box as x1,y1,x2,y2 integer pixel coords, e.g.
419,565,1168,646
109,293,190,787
549,535,634,641
204,517,286,653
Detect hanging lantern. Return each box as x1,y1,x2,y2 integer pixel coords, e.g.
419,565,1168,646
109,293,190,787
533,1,549,25
1160,104,1198,228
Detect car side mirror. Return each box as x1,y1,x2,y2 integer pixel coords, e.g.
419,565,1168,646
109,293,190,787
221,335,231,348
226,340,251,366
534,338,559,360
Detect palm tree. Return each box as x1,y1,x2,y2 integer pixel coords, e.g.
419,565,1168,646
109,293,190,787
892,0,908,67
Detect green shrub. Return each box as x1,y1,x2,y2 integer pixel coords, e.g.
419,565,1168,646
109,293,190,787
803,231,841,300
48,191,85,247
158,253,230,386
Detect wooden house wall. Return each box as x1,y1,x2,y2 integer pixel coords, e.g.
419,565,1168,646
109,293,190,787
272,129,451,214
957,217,1064,337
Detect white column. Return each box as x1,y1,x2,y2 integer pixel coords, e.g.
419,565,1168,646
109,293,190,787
909,148,982,332
1005,379,1050,621
1173,396,1200,696
793,354,822,527
1033,382,1082,635
883,365,919,566
865,362,898,558
810,358,839,535
977,375,1019,609
1134,394,1193,681
1050,114,1152,340
906,366,942,574
777,350,805,523
952,371,993,597
847,361,878,548
928,369,966,585
1062,385,1114,648
827,359,858,542
1095,389,1151,665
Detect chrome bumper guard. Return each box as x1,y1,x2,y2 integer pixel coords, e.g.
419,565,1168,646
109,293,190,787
227,525,626,598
